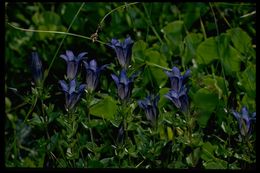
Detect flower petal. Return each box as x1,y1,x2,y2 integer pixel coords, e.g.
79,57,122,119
119,70,128,85
66,50,75,61
111,74,119,86
59,80,68,92
78,52,88,59
69,79,76,94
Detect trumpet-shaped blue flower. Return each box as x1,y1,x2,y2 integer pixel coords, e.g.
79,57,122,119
165,86,189,113
164,67,190,113
59,79,86,111
232,106,256,136
164,66,191,91
83,59,107,93
60,50,88,80
111,70,136,100
138,95,160,125
31,52,43,85
108,36,134,69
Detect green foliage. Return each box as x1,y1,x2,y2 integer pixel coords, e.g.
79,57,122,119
89,95,118,120
5,2,256,169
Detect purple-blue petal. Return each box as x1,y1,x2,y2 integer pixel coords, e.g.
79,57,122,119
59,80,68,92
119,70,128,85
78,52,88,59
69,79,76,94
111,74,119,86
66,50,75,61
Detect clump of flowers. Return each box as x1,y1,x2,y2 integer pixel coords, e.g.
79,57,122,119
59,50,87,111
164,67,191,113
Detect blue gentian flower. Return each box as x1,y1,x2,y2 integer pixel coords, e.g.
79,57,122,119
111,69,136,100
164,67,190,113
165,86,189,113
59,79,86,111
232,106,256,136
108,36,134,69
31,52,43,85
60,50,88,80
138,95,160,125
83,59,107,93
164,66,191,91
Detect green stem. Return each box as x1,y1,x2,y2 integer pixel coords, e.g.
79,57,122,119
44,2,85,85
97,2,139,32
41,99,50,139
24,95,38,123
122,101,128,141
7,22,106,45
184,110,192,145
142,3,164,45
86,92,94,146
135,56,171,71
209,2,229,101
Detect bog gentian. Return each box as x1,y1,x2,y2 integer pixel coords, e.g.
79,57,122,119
108,36,134,69
60,50,88,80
59,79,86,111
111,69,136,100
232,106,256,136
138,95,160,125
165,86,189,113
164,67,190,113
164,66,191,91
31,52,43,85
83,59,107,93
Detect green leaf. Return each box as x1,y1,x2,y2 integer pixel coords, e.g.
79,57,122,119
144,50,168,88
30,113,44,127
162,20,184,54
238,63,256,99
21,157,36,167
218,34,242,74
42,11,61,25
5,97,12,112
193,88,219,128
127,122,140,131
193,88,219,112
197,111,212,128
201,142,217,161
202,75,229,99
183,33,203,65
203,160,227,169
196,37,218,64
226,27,253,55
196,35,242,74
186,147,201,167
84,142,98,153
201,142,228,169
87,160,104,168
242,94,256,111
89,95,118,120
158,87,170,109
167,127,173,141
182,3,209,29
132,40,148,65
